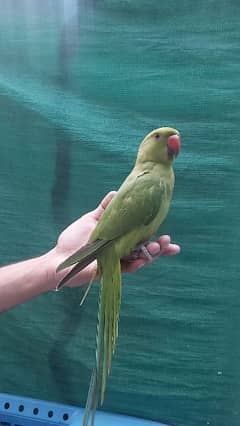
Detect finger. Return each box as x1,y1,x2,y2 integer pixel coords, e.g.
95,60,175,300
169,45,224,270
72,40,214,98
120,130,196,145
122,241,180,273
93,191,117,220
160,244,181,256
158,235,171,252
145,235,170,257
123,235,172,262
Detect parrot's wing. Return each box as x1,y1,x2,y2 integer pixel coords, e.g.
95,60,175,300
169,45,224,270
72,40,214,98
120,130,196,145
56,239,109,272
91,172,165,241
56,173,165,289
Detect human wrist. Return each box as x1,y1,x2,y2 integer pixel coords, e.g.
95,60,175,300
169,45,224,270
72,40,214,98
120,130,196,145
40,247,63,292
42,246,83,291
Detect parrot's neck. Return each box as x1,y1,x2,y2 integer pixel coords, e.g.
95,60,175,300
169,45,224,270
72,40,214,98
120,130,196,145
134,160,172,175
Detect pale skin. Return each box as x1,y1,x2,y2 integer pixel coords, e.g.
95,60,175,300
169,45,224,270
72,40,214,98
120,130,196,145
0,191,180,313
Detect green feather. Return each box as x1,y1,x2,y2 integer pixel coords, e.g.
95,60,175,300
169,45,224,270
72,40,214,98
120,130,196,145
82,247,121,425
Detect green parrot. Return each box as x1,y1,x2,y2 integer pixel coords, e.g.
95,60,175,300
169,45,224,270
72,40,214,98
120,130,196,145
56,126,180,426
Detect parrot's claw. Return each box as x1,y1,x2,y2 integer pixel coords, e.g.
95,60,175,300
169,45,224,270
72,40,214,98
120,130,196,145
139,244,153,262
122,243,153,262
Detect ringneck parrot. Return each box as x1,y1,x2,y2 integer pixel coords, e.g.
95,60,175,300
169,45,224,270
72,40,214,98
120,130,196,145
56,126,180,426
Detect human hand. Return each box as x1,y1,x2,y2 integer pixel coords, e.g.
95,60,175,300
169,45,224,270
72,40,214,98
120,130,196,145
53,191,180,288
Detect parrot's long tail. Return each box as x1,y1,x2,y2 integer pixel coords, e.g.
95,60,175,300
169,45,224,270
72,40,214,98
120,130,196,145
56,239,111,290
83,246,122,426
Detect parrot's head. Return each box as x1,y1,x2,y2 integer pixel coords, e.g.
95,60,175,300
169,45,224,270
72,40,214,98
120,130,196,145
137,127,180,166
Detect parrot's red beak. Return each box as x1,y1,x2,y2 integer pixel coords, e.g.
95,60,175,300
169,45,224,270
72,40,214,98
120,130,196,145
167,134,180,158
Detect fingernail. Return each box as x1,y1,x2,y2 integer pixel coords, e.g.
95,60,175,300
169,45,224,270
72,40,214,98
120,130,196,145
136,262,145,270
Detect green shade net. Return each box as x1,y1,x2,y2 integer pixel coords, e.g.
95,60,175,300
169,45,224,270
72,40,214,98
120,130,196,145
0,1,239,426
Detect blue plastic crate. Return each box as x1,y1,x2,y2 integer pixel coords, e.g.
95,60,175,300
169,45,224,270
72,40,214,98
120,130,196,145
0,394,170,426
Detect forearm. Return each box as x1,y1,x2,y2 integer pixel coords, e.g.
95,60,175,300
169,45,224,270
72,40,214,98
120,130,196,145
0,250,57,313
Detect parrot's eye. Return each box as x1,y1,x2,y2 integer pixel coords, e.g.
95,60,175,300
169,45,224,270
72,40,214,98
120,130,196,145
155,133,161,139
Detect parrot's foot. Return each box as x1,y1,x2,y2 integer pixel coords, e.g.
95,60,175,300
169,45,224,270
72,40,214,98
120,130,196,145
123,243,153,262
139,244,153,262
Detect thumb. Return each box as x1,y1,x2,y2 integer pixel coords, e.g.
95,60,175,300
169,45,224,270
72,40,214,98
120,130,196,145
93,191,116,220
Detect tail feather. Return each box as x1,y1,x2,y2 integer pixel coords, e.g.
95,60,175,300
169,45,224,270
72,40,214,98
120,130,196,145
98,247,121,404
82,369,98,426
83,246,122,424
